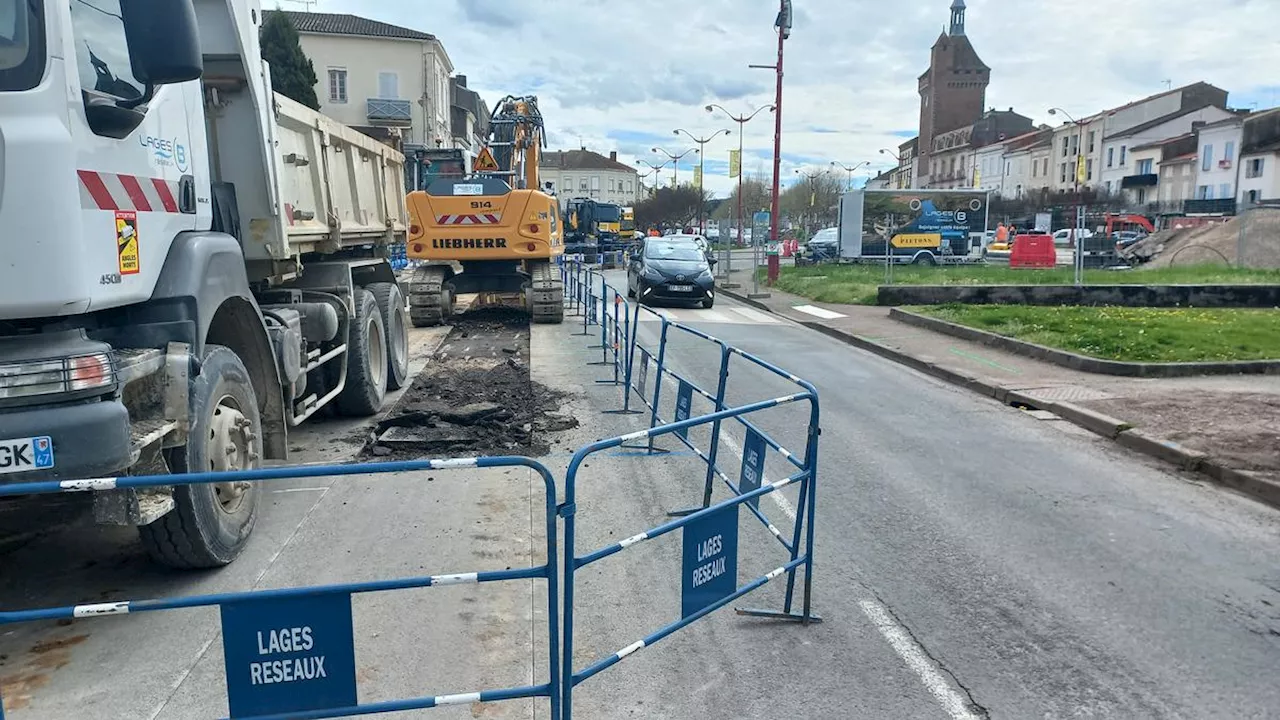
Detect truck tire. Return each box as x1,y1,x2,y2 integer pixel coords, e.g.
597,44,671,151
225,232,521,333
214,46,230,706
368,282,410,391
139,345,262,569
334,288,388,416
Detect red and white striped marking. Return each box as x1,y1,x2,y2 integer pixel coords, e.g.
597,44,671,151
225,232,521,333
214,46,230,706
78,170,182,213
435,213,500,225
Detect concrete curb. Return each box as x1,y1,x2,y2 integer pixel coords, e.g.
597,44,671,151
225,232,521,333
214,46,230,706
719,286,1279,510
889,308,1280,378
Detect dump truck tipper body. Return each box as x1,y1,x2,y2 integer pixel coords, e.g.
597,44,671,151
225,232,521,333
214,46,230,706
0,0,410,567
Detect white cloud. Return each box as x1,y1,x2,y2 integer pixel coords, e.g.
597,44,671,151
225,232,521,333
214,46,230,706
308,0,1279,197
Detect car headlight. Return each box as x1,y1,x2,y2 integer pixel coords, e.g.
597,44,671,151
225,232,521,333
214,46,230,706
642,267,664,281
0,353,116,399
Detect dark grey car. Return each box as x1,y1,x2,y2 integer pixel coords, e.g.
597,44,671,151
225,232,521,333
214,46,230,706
627,238,716,308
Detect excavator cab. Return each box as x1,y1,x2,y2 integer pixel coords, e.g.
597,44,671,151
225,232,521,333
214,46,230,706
404,96,565,326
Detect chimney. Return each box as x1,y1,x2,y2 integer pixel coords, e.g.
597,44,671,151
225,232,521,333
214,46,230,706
456,74,467,88
1191,120,1206,133
609,151,617,161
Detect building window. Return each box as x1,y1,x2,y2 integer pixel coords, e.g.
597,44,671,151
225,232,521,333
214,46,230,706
1136,188,1147,204
377,71,399,99
1136,159,1153,174
1220,183,1231,198
1224,141,1235,162
1062,137,1069,157
1246,157,1264,178
1202,145,1213,171
579,178,588,191
564,176,573,191
626,180,633,193
1119,145,1127,165
1247,189,1261,204
590,176,600,192
1197,185,1212,199
1086,159,1093,181
1088,131,1096,153
328,68,348,103
1060,163,1068,183
1107,147,1114,168
608,178,614,192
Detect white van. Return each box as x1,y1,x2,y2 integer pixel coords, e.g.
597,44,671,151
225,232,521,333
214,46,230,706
1052,228,1095,247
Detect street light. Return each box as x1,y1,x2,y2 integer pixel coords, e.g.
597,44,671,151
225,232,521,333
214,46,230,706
830,160,869,191
674,127,731,235
1049,107,1087,286
795,167,829,236
707,102,775,288
744,0,791,296
651,147,699,188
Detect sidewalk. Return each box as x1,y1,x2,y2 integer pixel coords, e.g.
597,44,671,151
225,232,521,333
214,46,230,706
720,283,1280,507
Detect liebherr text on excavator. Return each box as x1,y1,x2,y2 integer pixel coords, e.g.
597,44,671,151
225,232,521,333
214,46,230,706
404,96,565,325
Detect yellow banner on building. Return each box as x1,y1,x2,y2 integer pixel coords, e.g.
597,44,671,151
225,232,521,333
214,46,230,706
728,149,741,179
1076,154,1087,184
693,165,703,188
973,169,981,188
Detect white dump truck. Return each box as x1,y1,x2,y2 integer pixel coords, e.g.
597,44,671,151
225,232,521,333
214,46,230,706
0,0,411,567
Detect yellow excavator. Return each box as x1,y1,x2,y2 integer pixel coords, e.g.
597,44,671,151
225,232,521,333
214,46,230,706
404,96,564,325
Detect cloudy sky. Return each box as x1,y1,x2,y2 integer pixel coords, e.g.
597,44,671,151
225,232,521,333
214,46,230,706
294,0,1279,198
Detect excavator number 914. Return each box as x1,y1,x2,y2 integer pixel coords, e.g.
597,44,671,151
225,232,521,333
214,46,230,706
470,201,494,209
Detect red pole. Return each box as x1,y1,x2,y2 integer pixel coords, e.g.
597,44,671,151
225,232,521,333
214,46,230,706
737,121,744,251
768,2,785,250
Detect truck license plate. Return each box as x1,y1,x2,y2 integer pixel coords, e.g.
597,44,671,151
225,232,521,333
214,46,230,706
667,285,693,292
0,436,55,475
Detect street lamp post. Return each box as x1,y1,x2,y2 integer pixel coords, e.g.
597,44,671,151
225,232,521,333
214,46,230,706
651,147,699,189
674,128,731,235
706,103,775,288
879,148,906,188
1049,107,1087,286
795,167,828,236
746,0,791,296
830,160,869,191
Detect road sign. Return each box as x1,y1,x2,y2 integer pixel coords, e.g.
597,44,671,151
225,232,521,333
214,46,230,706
220,592,358,718
739,428,766,509
681,503,740,618
674,380,693,439
473,146,500,172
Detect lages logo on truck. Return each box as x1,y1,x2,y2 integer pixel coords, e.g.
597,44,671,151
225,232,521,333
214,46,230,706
140,135,189,172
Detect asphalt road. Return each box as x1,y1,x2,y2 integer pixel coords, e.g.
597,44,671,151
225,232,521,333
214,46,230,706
2,281,1278,719
553,269,1280,719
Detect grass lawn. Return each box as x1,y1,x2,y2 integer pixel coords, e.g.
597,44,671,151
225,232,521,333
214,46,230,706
772,264,1280,305
911,305,1280,363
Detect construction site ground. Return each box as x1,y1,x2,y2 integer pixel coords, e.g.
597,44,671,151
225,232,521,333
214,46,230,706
2,284,1279,718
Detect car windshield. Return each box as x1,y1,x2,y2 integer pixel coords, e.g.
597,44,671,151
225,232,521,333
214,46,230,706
644,241,705,262
596,206,621,222
811,229,838,242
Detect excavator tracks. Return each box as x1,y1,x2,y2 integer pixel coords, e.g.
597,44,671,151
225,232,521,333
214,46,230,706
527,260,564,324
407,265,454,327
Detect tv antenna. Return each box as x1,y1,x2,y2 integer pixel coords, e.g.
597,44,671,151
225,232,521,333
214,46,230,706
1162,79,1172,90
276,0,318,9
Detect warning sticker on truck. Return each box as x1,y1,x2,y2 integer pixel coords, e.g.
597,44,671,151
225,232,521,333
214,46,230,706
116,210,139,275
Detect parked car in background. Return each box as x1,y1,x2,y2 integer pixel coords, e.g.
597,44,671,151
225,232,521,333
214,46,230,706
796,227,839,265
661,233,716,264
1052,228,1096,247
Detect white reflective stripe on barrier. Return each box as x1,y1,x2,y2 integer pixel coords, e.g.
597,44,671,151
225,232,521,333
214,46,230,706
74,602,130,617
60,478,117,491
431,458,479,469
431,573,479,586
617,532,648,549
616,640,646,660
435,692,482,706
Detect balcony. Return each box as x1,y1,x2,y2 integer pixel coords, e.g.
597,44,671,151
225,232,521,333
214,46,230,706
366,98,413,127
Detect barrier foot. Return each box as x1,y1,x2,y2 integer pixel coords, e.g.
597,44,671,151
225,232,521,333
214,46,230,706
587,360,614,366
734,608,824,624
666,504,708,518
594,379,624,385
602,408,645,415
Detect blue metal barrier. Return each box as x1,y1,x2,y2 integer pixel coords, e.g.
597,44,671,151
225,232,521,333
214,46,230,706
556,258,821,718
0,457,562,720
560,395,820,719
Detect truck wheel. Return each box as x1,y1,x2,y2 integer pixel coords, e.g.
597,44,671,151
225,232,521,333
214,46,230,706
368,282,410,391
913,253,938,266
335,288,388,416
139,345,262,569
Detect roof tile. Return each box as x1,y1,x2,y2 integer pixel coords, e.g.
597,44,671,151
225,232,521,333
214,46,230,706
269,11,435,41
